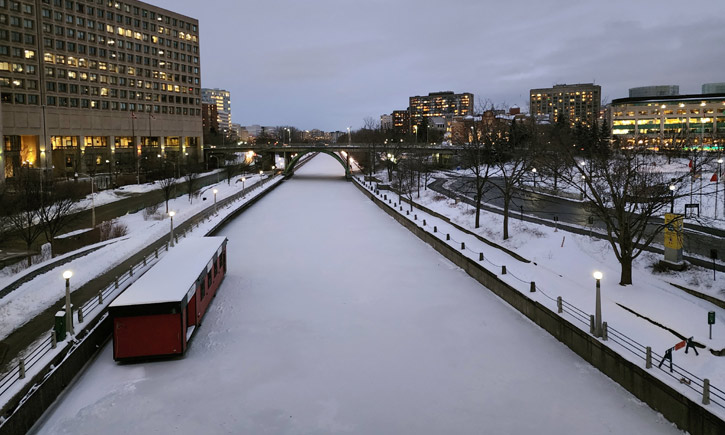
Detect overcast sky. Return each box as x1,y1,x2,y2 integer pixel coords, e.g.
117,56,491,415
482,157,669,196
154,0,725,131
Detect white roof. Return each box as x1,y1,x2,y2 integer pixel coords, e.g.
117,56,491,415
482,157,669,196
111,237,226,307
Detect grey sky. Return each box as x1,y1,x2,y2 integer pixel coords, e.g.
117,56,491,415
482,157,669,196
153,0,725,131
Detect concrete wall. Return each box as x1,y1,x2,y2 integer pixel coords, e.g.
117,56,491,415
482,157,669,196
355,181,723,435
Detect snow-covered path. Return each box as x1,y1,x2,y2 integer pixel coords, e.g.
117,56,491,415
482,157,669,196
33,154,681,434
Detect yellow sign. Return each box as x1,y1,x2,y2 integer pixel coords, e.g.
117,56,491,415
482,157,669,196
664,213,684,250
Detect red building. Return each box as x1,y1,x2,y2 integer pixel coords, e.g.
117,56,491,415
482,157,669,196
110,236,228,362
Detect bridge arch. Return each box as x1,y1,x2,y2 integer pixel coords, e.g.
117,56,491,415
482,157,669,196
284,150,350,179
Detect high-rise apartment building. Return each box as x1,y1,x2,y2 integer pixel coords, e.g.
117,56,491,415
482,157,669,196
392,109,410,135
201,87,230,134
409,91,473,127
1,0,203,181
529,83,601,127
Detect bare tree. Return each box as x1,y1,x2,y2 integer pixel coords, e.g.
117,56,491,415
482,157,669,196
39,181,81,255
458,121,495,228
6,168,44,265
159,172,176,213
184,164,200,204
394,156,417,212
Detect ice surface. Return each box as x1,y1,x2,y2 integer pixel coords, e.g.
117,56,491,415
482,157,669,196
33,155,683,434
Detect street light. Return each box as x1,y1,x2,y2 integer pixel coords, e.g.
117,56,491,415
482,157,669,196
717,158,723,219
531,167,537,188
241,176,246,197
669,184,676,213
63,270,74,337
169,211,175,247
106,159,112,188
581,174,587,196
593,271,603,337
213,188,218,214
347,127,351,146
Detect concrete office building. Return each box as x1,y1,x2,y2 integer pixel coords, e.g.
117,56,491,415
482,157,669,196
530,83,601,127
1,0,203,181
703,83,725,94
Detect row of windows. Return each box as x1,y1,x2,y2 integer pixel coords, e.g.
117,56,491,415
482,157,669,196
1,91,201,115
0,0,33,14
41,0,198,33
0,13,34,28
0,29,36,45
42,37,198,65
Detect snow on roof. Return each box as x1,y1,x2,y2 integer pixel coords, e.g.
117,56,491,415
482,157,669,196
111,236,227,307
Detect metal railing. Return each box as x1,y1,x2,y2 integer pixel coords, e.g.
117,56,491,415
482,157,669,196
356,176,725,412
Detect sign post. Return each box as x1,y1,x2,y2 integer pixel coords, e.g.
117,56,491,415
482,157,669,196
708,311,715,340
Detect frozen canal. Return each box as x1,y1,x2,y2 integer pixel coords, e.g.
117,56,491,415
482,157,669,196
34,155,681,434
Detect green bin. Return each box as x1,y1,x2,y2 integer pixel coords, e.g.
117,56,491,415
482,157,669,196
55,310,67,342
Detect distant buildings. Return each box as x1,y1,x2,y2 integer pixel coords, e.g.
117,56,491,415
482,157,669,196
629,86,680,98
409,91,473,127
202,88,231,134
380,114,393,131
2,0,203,181
202,103,219,135
529,83,601,127
392,110,411,135
610,93,725,148
703,83,725,94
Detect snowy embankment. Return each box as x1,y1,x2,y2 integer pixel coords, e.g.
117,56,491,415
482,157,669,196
362,175,725,419
0,173,265,342
33,154,683,434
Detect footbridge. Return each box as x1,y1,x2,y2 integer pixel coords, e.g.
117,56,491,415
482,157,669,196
203,143,463,179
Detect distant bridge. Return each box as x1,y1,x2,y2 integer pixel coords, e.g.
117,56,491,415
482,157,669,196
203,143,464,178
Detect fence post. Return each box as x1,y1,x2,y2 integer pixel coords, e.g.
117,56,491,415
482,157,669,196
406,210,409,216
461,242,465,250
414,214,417,220
530,282,536,293
479,253,484,261
98,291,103,305
166,242,169,251
19,359,25,379
129,265,133,276
423,219,426,226
155,248,159,259
434,226,437,233
703,379,711,405
557,297,562,314
78,305,84,323
446,233,450,240
602,322,608,340
115,277,119,289
646,347,652,369
143,256,147,266
501,265,507,275
590,315,596,334
51,330,57,349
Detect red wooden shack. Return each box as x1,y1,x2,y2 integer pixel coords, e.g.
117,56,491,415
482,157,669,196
110,236,228,362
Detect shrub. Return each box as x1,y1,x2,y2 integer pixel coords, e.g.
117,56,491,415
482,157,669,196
99,219,129,241
142,203,160,221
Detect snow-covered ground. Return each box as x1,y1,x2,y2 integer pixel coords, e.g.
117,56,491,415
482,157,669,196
33,155,682,434
0,173,265,342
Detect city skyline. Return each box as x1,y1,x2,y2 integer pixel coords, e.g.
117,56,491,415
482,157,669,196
147,0,723,131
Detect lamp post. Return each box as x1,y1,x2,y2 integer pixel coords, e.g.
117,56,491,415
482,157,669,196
260,169,264,187
717,158,723,219
347,127,351,146
669,184,676,213
241,176,246,197
593,271,603,337
285,128,291,145
531,167,537,188
106,159,112,188
63,270,74,336
581,175,586,196
213,189,218,214
169,211,175,247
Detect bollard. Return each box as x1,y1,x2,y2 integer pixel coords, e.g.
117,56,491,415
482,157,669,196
590,315,596,334
530,282,536,293
384,195,387,200
115,277,119,289
446,233,450,240
557,297,562,313
98,291,104,305
143,256,147,266
400,206,403,212
602,322,608,341
19,359,25,379
703,379,711,405
406,210,409,216
434,226,437,233
414,214,417,220
78,306,84,323
479,253,484,261
461,242,465,250
423,219,426,226
51,330,57,349
155,248,159,259
501,265,507,275
646,347,652,368
129,265,133,276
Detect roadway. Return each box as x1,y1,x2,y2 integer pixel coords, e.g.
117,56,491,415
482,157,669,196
34,154,679,434
440,175,725,261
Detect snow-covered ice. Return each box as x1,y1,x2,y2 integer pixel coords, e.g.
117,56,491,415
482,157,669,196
33,155,682,434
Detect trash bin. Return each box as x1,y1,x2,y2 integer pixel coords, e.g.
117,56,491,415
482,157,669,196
55,310,66,342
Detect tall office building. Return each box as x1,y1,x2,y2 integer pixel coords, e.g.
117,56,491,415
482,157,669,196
392,109,410,135
201,87,230,134
1,0,203,181
529,83,601,127
409,91,473,127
